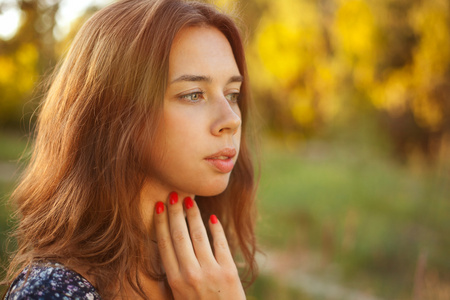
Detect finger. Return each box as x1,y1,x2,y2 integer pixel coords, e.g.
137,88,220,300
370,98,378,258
208,214,235,267
184,197,215,266
167,194,200,270
154,201,179,275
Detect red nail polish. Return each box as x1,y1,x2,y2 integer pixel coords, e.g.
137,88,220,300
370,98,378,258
169,192,178,205
156,201,164,214
210,214,218,224
184,197,194,210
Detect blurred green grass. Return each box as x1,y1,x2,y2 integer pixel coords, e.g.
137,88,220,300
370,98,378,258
257,134,450,299
1,130,449,299
0,181,14,258
0,132,30,162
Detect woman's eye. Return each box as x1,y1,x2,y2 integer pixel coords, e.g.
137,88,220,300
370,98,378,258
180,92,204,102
226,93,240,103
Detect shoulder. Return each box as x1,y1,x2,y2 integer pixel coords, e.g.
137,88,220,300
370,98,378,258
5,261,102,300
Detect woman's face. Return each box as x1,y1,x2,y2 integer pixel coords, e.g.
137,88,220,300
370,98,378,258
146,26,242,196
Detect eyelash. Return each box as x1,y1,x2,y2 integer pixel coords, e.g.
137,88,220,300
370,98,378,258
179,91,240,103
179,91,205,102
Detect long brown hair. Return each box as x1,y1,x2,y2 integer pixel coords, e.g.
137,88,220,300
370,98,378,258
4,0,258,298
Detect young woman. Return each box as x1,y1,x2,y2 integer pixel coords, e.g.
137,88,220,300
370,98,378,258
3,0,258,299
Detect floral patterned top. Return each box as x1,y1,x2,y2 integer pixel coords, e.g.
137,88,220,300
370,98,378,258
4,261,102,300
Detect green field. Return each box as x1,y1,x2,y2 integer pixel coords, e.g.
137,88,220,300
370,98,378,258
256,134,450,299
1,131,449,299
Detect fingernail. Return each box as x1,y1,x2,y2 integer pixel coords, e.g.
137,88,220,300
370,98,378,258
184,197,194,210
155,201,164,214
210,214,218,224
169,192,178,205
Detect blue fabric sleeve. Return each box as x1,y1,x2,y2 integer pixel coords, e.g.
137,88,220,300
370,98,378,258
5,262,102,300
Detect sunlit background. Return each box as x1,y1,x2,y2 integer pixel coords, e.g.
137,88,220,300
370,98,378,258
1,0,449,299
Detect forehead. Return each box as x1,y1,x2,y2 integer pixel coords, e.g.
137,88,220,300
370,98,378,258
168,26,240,79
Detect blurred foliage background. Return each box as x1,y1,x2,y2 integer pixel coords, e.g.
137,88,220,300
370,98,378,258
0,0,449,299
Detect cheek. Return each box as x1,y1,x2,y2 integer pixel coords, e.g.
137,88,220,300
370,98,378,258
164,111,204,150
144,111,202,176
139,106,237,196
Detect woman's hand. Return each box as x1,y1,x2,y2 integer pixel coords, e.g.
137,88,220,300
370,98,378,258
154,192,246,300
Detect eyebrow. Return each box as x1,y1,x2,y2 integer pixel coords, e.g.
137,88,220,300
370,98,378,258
227,75,244,84
170,74,244,84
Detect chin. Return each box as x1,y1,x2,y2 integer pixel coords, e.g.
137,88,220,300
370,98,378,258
190,177,230,197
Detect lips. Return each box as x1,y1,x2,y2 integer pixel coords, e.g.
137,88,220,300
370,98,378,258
204,148,237,173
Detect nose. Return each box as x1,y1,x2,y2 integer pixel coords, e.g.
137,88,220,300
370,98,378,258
210,97,241,136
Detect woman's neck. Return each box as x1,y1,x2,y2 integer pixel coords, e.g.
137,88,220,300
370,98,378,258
140,179,194,235
76,181,192,299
